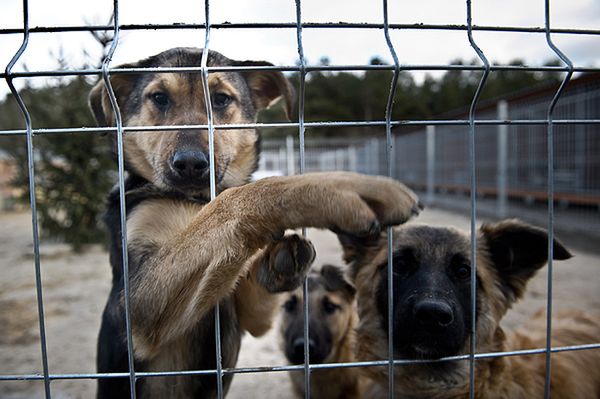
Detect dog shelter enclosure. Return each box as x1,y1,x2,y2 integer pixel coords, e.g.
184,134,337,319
1,0,600,398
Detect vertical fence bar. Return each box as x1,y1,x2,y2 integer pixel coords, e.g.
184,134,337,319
497,100,508,218
348,145,358,172
100,2,137,397
286,135,295,176
3,1,51,397
371,139,378,175
199,1,224,397
295,0,306,177
426,125,436,205
543,1,574,397
382,0,400,397
465,1,491,397
294,1,310,397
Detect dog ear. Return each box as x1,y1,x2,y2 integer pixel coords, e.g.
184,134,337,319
320,264,356,300
479,219,572,301
88,64,140,127
234,60,294,119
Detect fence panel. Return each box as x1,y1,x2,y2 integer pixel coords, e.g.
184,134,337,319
1,1,599,399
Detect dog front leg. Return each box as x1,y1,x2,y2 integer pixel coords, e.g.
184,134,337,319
129,172,420,359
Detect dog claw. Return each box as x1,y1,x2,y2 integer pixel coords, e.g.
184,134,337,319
412,201,424,216
368,220,381,236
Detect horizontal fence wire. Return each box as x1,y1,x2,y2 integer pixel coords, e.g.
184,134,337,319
2,343,600,382
1,65,599,80
1,119,600,137
2,22,600,35
1,1,600,397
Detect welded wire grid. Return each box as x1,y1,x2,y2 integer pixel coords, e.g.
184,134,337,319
2,1,600,398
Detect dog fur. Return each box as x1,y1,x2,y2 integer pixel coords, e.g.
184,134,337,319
338,219,600,398
89,47,421,398
280,265,365,398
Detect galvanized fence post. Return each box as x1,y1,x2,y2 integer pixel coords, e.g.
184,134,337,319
497,100,508,218
286,135,295,176
426,125,436,206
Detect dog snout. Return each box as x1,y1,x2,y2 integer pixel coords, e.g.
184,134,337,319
288,336,317,364
413,299,454,328
171,150,209,178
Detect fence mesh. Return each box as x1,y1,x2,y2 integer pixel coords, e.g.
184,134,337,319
1,1,600,398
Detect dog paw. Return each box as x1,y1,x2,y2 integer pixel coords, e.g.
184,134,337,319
256,234,315,293
310,172,422,234
350,173,423,228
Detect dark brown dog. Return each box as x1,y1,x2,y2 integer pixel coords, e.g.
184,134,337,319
89,47,421,398
280,265,365,398
338,219,600,398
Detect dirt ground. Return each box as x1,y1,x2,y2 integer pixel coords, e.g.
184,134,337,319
0,208,598,399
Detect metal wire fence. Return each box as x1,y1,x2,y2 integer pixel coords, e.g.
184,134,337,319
260,74,600,232
1,0,600,398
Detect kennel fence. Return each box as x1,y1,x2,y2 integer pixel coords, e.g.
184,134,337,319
259,73,600,231
1,0,600,398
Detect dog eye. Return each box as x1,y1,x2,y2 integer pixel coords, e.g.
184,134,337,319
322,297,340,314
212,92,233,109
151,92,170,108
454,265,471,280
283,296,297,312
391,250,417,278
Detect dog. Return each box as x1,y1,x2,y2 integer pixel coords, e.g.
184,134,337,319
337,219,600,398
88,47,421,398
280,264,366,398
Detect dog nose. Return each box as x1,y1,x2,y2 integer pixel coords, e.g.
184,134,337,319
171,150,209,178
413,299,454,327
290,337,316,364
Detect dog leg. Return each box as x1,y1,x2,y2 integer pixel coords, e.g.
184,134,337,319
127,171,420,359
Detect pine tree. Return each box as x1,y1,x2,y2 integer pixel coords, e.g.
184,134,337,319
0,75,114,251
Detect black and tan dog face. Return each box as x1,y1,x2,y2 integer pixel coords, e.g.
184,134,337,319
89,47,292,196
375,226,475,359
339,219,572,363
280,265,356,364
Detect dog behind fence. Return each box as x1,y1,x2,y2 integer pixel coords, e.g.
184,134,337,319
1,0,600,398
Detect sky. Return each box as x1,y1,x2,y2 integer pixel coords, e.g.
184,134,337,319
1,0,599,99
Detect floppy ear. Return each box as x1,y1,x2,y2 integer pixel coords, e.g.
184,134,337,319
234,60,294,119
479,219,572,301
88,64,141,127
320,264,356,300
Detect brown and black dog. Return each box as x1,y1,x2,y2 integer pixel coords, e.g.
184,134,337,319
280,264,365,398
338,219,600,398
89,47,421,398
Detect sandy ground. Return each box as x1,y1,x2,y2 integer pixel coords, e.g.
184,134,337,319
0,208,599,399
